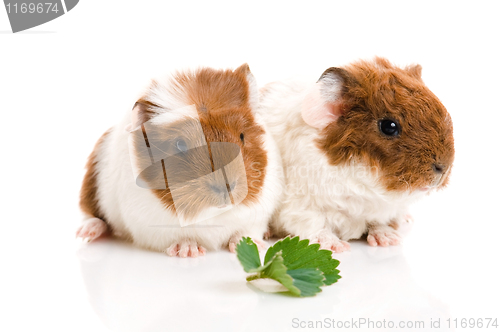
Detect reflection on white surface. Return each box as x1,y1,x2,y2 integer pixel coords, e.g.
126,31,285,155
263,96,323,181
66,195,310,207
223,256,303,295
77,224,454,332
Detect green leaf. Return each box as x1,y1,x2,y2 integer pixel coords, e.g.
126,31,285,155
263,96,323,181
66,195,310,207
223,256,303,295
235,237,261,272
248,251,326,297
264,236,341,286
259,251,301,296
236,236,342,297
287,268,325,297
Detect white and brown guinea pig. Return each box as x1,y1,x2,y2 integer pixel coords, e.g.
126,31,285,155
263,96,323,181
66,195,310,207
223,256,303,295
77,64,283,257
258,57,454,252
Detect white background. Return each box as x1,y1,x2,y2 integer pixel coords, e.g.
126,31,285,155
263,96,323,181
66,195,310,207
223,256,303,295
1,1,499,331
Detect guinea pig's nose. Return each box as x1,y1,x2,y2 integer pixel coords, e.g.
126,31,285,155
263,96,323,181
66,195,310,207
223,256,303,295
432,163,446,174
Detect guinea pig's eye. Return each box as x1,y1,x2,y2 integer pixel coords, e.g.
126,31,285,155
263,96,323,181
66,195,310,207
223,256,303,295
239,133,245,144
175,138,188,153
378,119,401,137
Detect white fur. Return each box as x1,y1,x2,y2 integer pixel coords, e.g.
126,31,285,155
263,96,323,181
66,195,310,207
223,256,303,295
258,80,427,245
83,72,283,253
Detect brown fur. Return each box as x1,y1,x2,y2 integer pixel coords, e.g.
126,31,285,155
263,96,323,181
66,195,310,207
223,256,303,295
173,65,254,112
131,66,268,220
134,98,162,125
79,129,111,220
317,57,455,192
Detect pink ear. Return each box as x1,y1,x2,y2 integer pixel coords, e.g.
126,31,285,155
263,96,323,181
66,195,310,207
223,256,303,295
301,83,343,130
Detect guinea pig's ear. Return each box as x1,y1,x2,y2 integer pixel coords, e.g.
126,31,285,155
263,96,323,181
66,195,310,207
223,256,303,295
125,101,158,132
405,64,423,80
301,67,352,130
234,63,259,110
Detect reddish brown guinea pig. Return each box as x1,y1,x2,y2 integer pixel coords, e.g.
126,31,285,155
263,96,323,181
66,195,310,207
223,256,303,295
261,57,454,251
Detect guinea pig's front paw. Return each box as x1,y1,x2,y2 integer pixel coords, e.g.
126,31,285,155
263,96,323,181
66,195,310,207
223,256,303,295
367,224,402,247
228,235,266,253
76,217,108,242
311,230,350,253
165,241,207,258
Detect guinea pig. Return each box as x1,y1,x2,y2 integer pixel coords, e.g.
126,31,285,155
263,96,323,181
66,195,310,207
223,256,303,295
77,64,283,257
258,57,454,252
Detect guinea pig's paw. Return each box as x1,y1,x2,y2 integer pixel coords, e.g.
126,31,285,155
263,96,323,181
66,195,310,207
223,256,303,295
165,241,206,258
321,240,350,253
76,218,108,242
263,229,273,240
228,235,266,253
367,225,402,247
312,231,350,253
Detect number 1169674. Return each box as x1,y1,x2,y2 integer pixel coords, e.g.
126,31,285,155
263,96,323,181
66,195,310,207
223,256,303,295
5,2,59,14
447,318,498,329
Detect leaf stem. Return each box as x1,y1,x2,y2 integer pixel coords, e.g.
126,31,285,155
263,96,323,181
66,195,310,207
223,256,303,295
246,273,262,281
